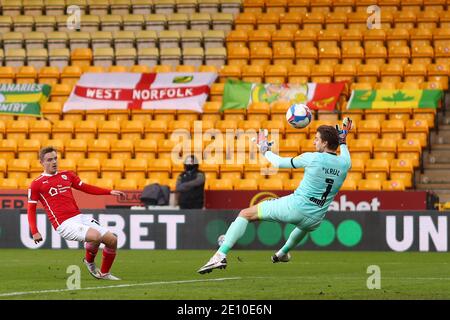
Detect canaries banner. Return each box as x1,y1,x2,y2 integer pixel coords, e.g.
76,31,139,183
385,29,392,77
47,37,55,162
0,84,50,117
221,79,346,111
347,89,443,109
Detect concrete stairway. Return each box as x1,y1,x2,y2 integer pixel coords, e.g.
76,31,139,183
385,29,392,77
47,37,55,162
415,101,450,202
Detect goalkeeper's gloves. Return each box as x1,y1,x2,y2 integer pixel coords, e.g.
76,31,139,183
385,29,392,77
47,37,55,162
252,129,274,155
336,117,353,145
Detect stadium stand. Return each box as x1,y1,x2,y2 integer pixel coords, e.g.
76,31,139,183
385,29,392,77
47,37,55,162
0,0,447,196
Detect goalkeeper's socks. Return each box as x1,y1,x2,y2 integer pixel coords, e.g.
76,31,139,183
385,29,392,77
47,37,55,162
280,227,308,254
85,242,99,263
101,247,117,274
218,217,249,255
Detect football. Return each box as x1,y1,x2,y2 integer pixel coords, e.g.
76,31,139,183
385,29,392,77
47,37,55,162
286,103,312,129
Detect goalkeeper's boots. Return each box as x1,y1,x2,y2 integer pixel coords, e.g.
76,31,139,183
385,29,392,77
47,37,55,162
96,272,121,281
83,258,100,279
271,252,291,263
198,253,227,274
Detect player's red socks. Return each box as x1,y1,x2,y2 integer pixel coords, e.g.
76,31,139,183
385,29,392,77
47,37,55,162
101,247,117,274
85,242,99,263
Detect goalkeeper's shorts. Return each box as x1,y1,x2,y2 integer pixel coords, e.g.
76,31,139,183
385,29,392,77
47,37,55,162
257,194,322,231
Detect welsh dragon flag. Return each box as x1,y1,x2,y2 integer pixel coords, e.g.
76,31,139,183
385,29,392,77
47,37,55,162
221,79,346,112
347,89,443,109
63,72,217,113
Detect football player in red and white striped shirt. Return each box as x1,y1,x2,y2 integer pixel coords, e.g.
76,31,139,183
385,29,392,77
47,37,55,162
28,146,125,280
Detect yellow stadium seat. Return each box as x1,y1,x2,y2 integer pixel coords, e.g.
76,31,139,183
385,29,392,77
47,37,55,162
234,12,257,30
309,120,334,135
416,10,439,29
87,139,110,160
156,139,178,159
114,179,137,190
7,159,30,180
282,179,298,190
357,120,380,141
219,164,243,181
357,179,381,191
228,46,250,66
272,29,294,49
0,178,19,190
264,65,287,84
38,66,60,86
70,48,93,67
311,64,334,83
278,11,301,30
340,28,362,49
92,178,113,190
18,177,34,190
28,120,51,142
148,159,172,180
44,138,64,155
77,158,101,180
111,0,132,15
259,178,283,190
120,120,144,141
144,120,167,140
101,159,124,180
347,157,364,181
250,46,272,67
29,159,42,178
15,66,37,84
111,140,134,160
257,12,280,31
0,66,15,84
390,158,413,188
130,109,153,121
242,64,264,83
65,139,87,160
363,28,386,48
388,46,410,66
97,120,120,141
403,64,426,84
427,63,449,91
190,13,212,31
299,138,316,153
51,120,74,141
234,179,258,190
208,179,233,190
347,11,369,30
341,47,364,67
73,120,97,140
357,64,379,84
380,118,404,141
411,45,434,65
373,138,397,161
365,46,387,67
247,102,270,122
324,11,347,30
295,45,318,66
218,65,241,83
124,158,148,180
17,140,41,160
386,28,409,48
144,13,167,30
382,180,405,191
348,139,373,161
134,139,157,160
248,29,272,49
168,120,192,133
341,178,358,191
6,120,29,141
406,119,429,138
397,138,422,167
286,64,310,84
108,109,130,122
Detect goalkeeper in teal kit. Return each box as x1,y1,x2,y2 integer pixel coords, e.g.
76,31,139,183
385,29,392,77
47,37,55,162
198,118,353,274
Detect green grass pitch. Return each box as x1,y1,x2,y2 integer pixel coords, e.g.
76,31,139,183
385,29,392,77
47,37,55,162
0,249,449,300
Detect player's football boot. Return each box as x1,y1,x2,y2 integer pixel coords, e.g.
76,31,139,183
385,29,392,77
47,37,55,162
83,258,100,279
197,253,227,274
271,252,291,263
96,272,121,280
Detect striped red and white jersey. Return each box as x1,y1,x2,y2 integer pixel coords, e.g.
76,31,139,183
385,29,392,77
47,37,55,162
28,171,82,230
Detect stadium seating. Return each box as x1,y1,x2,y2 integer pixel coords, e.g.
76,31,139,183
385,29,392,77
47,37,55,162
0,1,444,191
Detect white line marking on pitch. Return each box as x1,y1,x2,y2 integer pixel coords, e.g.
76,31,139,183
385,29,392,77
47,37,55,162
0,277,242,298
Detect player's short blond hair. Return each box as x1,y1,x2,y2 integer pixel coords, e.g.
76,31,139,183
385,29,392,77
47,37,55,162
39,146,58,161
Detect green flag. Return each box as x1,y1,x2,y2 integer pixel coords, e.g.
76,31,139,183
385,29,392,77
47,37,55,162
220,79,253,112
347,89,443,109
0,83,50,117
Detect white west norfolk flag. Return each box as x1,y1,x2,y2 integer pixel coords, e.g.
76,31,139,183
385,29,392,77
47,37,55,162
63,72,218,113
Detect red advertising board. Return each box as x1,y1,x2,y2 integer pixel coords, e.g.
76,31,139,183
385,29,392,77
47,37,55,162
0,189,428,211
204,190,428,211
